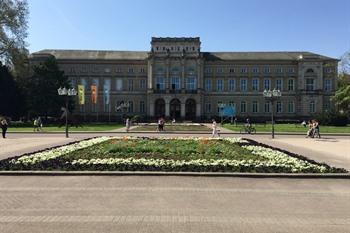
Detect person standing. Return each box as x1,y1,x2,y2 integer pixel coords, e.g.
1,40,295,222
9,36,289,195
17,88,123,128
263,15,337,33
211,119,220,137
1,118,8,139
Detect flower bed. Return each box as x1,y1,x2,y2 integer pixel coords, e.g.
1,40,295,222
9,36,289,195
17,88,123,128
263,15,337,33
0,137,347,173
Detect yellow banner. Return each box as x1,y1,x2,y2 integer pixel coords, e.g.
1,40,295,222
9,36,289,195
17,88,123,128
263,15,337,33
91,85,97,104
78,85,85,105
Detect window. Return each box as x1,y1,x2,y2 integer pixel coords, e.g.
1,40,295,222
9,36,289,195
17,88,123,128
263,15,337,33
116,67,122,73
205,79,212,91
252,101,258,113
170,77,181,90
140,101,145,113
326,68,332,73
276,67,283,73
309,101,315,113
252,78,259,91
240,79,247,91
217,79,224,91
229,68,235,73
140,79,146,90
288,101,295,113
217,101,222,113
217,67,224,73
324,100,330,112
324,79,331,91
252,67,259,73
276,101,282,113
264,102,270,113
128,101,133,113
128,79,133,91
205,103,211,113
116,79,123,91
288,79,294,91
263,67,270,73
287,67,295,73
276,79,283,90
128,68,134,73
140,68,145,73
241,67,248,73
240,101,246,113
228,101,235,108
306,68,314,73
228,79,235,91
205,68,212,74
156,76,165,90
186,77,196,90
264,79,270,90
306,78,315,91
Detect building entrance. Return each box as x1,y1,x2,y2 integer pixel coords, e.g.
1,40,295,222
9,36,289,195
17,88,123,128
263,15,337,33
170,99,181,119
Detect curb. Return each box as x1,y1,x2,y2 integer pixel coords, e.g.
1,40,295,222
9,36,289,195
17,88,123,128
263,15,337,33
0,171,349,178
6,131,350,136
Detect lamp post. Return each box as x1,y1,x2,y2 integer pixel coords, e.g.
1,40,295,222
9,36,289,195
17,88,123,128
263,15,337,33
263,89,282,139
57,87,77,138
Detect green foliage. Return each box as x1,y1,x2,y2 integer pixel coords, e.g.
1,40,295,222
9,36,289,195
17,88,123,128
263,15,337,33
332,82,350,114
0,0,29,69
313,111,349,126
27,57,73,117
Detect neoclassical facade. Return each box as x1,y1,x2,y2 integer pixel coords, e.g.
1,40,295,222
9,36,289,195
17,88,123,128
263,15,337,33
30,37,338,121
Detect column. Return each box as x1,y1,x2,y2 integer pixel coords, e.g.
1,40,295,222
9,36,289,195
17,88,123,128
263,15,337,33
181,59,185,91
147,59,153,89
165,100,170,117
196,103,201,117
149,102,154,117
181,103,186,118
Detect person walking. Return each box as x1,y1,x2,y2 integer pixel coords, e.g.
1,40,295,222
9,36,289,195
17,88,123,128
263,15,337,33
1,118,8,138
125,118,131,132
211,119,220,137
33,118,39,132
313,120,321,138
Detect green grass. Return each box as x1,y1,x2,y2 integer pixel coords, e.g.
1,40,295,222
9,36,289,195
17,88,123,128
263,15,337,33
62,138,264,161
222,123,350,133
131,124,210,132
8,123,123,132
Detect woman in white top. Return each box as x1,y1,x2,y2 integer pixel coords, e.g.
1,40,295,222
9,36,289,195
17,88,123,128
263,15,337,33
211,119,220,137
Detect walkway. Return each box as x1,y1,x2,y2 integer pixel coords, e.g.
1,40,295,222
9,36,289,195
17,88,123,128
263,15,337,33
0,176,349,233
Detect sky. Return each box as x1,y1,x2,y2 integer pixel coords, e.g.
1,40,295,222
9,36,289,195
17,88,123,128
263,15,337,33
27,0,350,58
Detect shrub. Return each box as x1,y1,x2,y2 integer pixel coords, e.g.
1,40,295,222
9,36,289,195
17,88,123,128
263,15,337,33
312,112,349,126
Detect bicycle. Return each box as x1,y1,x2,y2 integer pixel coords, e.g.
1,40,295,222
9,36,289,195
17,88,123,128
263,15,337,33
239,125,256,134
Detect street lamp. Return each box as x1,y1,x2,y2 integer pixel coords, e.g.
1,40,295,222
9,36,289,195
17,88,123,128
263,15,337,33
57,87,77,138
263,89,282,139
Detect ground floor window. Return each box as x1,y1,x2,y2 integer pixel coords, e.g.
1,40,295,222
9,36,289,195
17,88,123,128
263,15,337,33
276,101,282,113
264,102,270,113
309,100,315,113
252,101,258,113
140,101,145,113
288,101,295,113
240,101,246,113
205,103,211,113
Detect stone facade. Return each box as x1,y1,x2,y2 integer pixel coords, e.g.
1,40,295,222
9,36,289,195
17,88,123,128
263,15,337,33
30,37,338,121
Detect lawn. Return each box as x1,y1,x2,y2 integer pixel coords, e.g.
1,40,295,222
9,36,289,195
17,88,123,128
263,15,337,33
222,123,350,133
1,137,346,173
7,123,123,132
131,124,210,132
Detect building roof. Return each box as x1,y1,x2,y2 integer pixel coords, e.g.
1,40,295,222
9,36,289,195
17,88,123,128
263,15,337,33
203,51,337,61
31,49,149,60
31,49,337,61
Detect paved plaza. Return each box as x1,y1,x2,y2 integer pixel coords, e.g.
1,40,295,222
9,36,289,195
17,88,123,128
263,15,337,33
0,130,349,232
0,176,349,233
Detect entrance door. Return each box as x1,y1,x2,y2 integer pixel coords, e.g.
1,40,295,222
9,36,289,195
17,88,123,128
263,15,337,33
154,99,165,117
185,99,196,119
170,99,181,119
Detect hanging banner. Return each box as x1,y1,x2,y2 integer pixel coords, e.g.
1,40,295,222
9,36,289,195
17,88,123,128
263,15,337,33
103,86,110,105
78,85,85,105
91,85,97,104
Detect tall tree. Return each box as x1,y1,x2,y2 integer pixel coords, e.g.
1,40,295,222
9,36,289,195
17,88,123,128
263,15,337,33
332,73,350,114
0,62,24,118
28,57,73,118
338,51,350,75
0,0,29,70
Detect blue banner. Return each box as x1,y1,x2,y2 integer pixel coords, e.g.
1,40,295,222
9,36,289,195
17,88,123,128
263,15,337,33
220,106,236,117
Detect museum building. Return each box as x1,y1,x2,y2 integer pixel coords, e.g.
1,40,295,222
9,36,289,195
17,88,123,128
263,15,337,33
29,37,338,121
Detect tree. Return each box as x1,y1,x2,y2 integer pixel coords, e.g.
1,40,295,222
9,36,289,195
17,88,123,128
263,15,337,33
0,62,24,118
338,51,350,75
0,0,29,70
28,57,73,118
332,73,350,115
